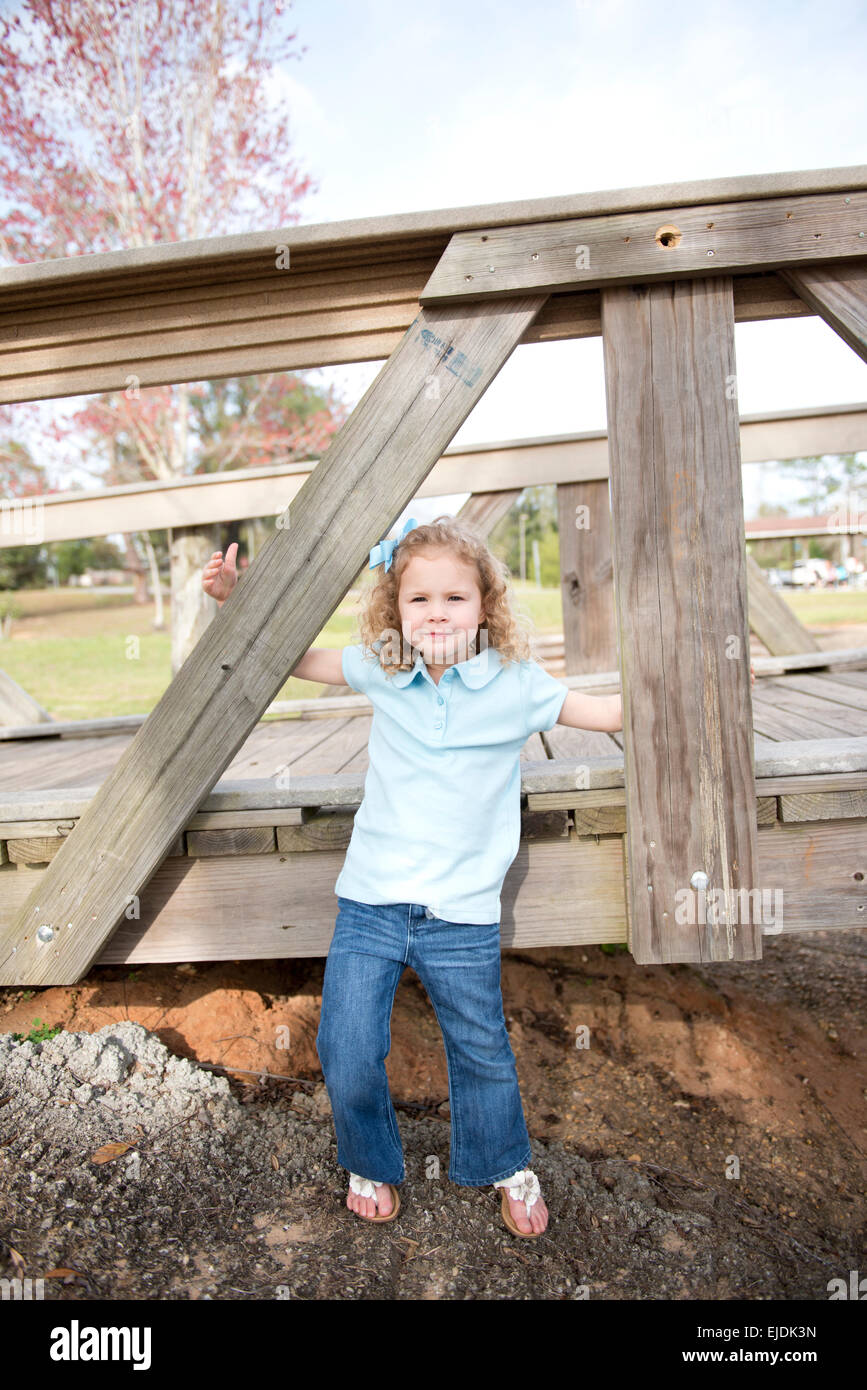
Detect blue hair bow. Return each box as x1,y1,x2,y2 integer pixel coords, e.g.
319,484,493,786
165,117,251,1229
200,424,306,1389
368,516,419,573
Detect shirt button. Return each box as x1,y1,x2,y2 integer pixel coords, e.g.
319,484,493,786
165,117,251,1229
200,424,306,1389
425,907,434,918
437,695,444,704
434,720,442,729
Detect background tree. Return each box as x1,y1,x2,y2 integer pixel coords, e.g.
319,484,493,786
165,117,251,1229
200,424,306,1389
773,451,867,568
491,485,561,584
0,544,47,590
0,0,345,661
750,500,793,571
776,452,867,515
0,0,316,260
0,430,48,500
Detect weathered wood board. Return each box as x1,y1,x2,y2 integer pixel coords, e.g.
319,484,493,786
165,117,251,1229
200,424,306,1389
420,193,867,304
601,276,760,963
1,817,863,966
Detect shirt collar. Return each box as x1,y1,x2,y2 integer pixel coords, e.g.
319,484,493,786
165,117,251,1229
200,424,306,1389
383,642,504,689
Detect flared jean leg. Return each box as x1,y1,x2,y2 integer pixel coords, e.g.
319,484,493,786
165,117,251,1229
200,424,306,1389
408,918,532,1187
316,898,532,1192
315,905,407,1185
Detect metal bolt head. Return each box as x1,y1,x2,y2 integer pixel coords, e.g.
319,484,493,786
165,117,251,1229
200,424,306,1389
36,924,54,944
691,871,709,891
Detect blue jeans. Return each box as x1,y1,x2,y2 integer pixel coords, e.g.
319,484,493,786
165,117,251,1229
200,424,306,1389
316,897,532,1187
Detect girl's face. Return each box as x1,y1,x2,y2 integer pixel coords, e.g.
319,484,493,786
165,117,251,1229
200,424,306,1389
397,548,486,668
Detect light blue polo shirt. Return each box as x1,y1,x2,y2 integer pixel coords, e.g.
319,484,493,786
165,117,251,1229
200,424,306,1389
333,640,569,924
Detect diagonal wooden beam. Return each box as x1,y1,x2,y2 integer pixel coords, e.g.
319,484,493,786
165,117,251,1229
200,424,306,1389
456,489,522,537
0,668,55,727
420,191,867,304
0,293,548,985
746,551,821,656
601,276,762,965
777,260,867,362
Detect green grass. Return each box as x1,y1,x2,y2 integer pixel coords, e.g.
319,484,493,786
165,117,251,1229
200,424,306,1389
8,1017,63,1044
775,586,867,627
0,580,862,722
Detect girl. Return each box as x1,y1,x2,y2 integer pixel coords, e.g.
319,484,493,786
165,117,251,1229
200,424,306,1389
203,515,626,1239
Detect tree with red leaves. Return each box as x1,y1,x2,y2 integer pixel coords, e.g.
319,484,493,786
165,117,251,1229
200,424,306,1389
0,0,318,260
0,0,347,646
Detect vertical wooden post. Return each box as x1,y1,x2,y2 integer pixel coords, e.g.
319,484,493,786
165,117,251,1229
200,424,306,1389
555,480,616,674
601,277,762,963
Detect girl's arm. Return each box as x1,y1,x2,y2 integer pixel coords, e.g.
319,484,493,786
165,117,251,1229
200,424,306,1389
201,544,347,685
557,664,755,734
291,648,347,685
557,691,621,733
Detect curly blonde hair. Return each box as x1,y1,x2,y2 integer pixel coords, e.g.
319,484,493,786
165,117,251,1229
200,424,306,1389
351,514,538,678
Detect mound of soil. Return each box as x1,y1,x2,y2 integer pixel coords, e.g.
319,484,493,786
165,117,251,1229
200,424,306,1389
1,928,865,1300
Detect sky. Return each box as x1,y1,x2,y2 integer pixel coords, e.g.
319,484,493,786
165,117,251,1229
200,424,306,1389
277,0,867,522
7,0,867,525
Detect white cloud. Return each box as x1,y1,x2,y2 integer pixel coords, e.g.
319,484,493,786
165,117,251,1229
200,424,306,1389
267,69,345,146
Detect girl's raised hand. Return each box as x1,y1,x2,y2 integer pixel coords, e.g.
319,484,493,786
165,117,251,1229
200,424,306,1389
202,542,239,603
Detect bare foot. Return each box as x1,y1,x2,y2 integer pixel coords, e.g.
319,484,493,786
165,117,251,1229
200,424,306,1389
504,1187,549,1235
346,1177,394,1220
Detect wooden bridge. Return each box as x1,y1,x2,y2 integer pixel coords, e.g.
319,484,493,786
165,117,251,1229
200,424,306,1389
2,162,867,983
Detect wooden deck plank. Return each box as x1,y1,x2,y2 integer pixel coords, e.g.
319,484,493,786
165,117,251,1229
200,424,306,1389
765,672,867,710
283,718,374,776
3,737,867,839
5,670,867,797
542,723,623,761
0,734,133,793
752,685,867,737
825,670,867,690
750,695,859,742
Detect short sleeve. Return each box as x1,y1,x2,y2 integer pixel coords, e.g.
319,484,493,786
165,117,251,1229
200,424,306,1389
341,643,378,693
521,659,568,736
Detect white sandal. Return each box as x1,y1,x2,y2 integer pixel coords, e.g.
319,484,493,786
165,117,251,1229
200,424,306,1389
348,1171,400,1224
494,1168,543,1238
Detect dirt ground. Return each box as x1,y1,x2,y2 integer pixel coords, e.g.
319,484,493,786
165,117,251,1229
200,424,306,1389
1,924,864,1302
